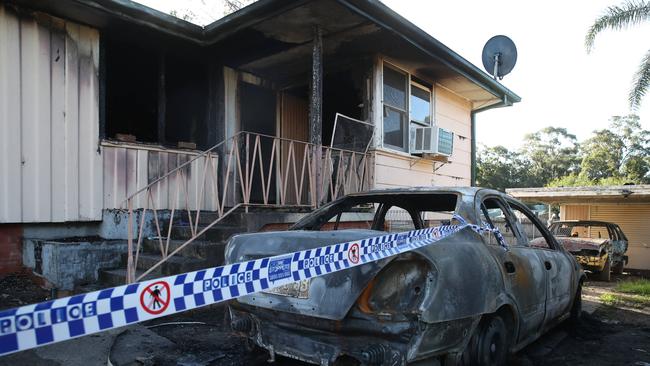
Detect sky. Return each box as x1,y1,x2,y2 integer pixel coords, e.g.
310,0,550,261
137,0,650,150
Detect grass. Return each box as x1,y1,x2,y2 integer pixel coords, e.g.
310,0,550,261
616,279,650,297
599,279,650,308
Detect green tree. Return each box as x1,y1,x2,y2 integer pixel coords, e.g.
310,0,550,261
586,0,650,109
611,115,650,182
579,115,649,182
520,127,580,186
579,129,624,180
476,145,533,191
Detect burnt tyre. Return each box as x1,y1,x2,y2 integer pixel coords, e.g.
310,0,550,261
596,259,611,282
461,315,508,366
612,260,624,275
569,282,583,325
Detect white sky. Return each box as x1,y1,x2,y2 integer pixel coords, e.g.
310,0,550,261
136,0,650,150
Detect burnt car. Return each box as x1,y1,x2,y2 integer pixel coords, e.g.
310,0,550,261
548,220,629,281
226,188,584,366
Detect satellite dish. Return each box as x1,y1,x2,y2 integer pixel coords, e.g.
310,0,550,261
482,35,517,80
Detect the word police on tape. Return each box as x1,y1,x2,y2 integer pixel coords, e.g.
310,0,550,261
0,215,505,356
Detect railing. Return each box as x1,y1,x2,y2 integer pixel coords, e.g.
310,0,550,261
124,131,372,283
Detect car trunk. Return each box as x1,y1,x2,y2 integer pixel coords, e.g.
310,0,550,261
224,229,393,320
556,237,608,253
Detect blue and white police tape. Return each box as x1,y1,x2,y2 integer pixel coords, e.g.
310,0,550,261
0,216,505,356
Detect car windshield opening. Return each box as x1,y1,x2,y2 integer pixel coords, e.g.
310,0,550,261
550,223,611,239
291,193,459,232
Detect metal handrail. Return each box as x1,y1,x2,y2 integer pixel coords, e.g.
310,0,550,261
125,131,372,283
122,131,366,207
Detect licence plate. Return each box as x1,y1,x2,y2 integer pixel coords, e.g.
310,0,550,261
263,279,310,299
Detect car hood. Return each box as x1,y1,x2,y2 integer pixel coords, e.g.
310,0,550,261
556,237,608,253
224,229,399,320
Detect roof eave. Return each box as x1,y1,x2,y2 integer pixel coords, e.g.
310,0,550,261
333,0,521,106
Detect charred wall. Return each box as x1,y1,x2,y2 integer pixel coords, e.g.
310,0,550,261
103,37,224,150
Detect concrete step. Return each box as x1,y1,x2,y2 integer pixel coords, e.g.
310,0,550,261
134,253,211,276
142,238,226,262
99,268,161,287
170,224,245,242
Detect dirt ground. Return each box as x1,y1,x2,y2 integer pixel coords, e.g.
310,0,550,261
1,273,649,366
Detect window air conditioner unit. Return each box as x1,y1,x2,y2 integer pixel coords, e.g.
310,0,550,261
411,126,454,156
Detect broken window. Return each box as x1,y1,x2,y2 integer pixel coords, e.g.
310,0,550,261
291,193,458,232
479,198,518,246
105,38,159,143
508,202,552,249
103,39,216,149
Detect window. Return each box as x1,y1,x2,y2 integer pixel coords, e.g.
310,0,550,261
104,38,214,150
382,63,435,153
410,84,431,125
291,193,458,232
478,198,518,246
508,202,553,249
383,66,408,150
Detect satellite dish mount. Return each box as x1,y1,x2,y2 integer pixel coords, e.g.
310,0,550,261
482,35,517,80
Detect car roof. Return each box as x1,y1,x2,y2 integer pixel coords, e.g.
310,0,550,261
552,220,617,227
346,186,500,197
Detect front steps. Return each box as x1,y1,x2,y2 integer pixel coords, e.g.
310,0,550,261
97,214,246,287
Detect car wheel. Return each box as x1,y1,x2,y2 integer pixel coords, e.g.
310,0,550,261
569,282,582,325
596,259,611,282
461,315,508,366
612,261,624,275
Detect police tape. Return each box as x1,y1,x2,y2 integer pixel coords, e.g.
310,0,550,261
0,216,505,356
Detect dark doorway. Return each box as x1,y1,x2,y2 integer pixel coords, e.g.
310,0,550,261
239,82,277,204
322,69,364,147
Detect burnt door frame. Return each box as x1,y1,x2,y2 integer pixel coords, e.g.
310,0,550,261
239,80,277,204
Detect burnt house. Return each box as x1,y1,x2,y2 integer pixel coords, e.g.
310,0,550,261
0,0,520,288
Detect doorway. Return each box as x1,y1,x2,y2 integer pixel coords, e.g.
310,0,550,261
239,82,277,204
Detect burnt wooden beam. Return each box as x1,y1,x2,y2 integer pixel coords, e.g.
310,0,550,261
310,25,323,206
157,53,166,144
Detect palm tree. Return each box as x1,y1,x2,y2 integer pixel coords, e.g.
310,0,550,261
585,0,650,110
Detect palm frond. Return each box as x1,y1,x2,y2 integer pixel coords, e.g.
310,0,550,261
630,48,650,109
585,0,650,52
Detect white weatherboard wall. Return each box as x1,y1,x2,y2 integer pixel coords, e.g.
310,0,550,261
0,6,102,223
102,143,219,212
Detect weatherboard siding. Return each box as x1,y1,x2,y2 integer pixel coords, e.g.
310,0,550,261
373,86,472,189
101,143,219,212
0,6,102,223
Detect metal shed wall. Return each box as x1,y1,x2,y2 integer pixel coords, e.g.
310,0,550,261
589,204,650,270
0,6,102,223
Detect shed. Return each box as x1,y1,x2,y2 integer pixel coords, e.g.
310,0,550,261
507,185,650,271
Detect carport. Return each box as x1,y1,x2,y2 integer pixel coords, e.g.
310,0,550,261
507,185,650,271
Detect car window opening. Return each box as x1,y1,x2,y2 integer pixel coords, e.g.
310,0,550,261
291,193,458,232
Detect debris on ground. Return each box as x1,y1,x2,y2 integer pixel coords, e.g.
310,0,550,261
1,273,649,365
0,272,49,310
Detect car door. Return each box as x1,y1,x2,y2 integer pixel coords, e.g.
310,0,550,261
506,199,575,324
477,196,547,340
611,224,628,260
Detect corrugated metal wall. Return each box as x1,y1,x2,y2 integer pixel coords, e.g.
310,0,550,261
102,144,219,211
0,6,102,223
589,204,650,270
560,205,589,220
